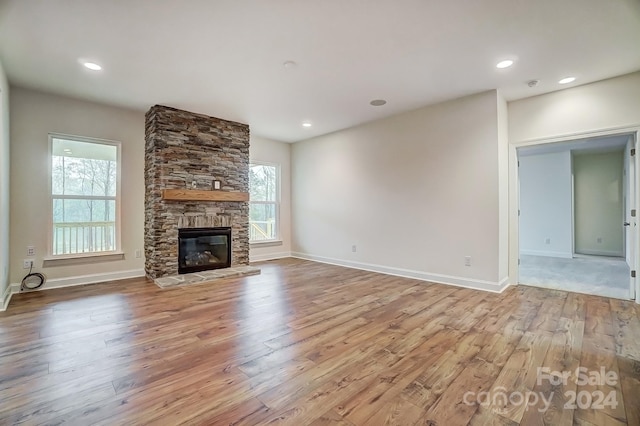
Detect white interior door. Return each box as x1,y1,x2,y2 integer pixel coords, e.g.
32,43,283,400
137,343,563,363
625,135,637,300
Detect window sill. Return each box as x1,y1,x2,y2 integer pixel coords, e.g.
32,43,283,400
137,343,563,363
250,240,283,248
43,251,126,267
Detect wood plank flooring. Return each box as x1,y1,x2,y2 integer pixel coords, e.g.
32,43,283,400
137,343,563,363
1,258,639,425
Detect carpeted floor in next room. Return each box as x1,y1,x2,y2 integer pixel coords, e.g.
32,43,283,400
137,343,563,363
519,254,631,300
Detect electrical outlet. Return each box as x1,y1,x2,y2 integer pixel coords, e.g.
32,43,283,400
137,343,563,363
597,237,603,244
464,256,471,267
545,238,551,245
135,249,142,258
27,246,35,256
351,245,357,253
23,259,34,269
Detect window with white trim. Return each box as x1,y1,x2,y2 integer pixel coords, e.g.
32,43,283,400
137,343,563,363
50,135,121,256
249,163,279,242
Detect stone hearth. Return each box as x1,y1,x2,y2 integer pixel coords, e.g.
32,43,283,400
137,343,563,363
144,105,253,279
154,265,261,289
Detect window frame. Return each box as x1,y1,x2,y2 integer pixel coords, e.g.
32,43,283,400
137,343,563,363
47,133,123,259
249,161,281,244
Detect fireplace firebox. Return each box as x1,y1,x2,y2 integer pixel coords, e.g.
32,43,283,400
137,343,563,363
178,227,231,274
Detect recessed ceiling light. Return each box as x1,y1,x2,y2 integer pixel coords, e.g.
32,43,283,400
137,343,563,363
496,60,514,69
370,99,387,106
83,62,102,71
558,77,576,84
302,122,312,128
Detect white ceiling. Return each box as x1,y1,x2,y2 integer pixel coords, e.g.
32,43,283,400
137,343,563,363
1,0,639,143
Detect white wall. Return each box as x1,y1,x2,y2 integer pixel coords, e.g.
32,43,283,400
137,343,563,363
0,60,10,303
291,90,508,291
519,151,573,258
509,71,640,143
497,92,509,280
249,135,292,261
574,151,624,256
9,87,145,286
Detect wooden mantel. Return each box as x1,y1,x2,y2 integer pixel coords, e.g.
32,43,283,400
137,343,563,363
161,189,249,202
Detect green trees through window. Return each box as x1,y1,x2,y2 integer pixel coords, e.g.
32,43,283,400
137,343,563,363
51,136,119,255
249,163,278,242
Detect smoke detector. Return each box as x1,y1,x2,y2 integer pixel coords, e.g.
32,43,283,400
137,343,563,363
370,99,387,106
527,80,540,88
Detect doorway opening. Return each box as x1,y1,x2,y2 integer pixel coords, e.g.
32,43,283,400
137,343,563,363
517,132,637,300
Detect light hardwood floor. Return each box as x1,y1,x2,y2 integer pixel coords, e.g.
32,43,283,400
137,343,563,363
1,258,639,425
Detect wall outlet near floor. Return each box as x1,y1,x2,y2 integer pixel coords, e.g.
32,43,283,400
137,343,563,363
464,256,471,267
545,238,551,245
23,259,34,269
135,249,142,258
27,246,35,256
597,237,603,244
351,245,357,253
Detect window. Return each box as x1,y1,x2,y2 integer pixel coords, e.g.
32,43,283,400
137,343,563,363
50,134,120,256
249,163,279,242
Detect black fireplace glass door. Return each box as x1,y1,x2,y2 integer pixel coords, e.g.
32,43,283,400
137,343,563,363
178,227,231,273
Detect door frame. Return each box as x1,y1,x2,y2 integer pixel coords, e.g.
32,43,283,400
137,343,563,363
509,125,640,302
625,135,637,300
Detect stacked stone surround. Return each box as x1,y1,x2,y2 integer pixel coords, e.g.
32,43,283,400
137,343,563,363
144,105,250,279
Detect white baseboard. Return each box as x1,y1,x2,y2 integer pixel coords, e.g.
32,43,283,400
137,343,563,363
42,269,146,290
575,249,624,258
520,249,573,259
1,283,17,312
498,276,511,288
250,251,292,262
4,269,146,309
1,285,9,311
291,252,510,293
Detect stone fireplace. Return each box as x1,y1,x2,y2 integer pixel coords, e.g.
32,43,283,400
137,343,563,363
144,105,250,279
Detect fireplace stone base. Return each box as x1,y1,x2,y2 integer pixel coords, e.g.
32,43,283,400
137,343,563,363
153,265,261,289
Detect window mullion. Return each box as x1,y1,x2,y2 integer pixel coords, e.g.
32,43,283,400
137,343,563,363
53,195,116,201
